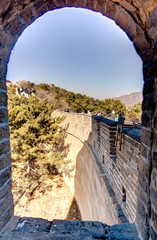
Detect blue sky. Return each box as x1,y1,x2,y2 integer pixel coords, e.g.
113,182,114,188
7,7,143,99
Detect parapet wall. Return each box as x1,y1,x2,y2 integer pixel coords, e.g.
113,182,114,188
51,111,142,231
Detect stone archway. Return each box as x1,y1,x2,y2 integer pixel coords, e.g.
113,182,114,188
0,1,156,239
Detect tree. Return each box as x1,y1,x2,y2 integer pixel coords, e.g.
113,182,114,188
127,102,142,123
8,84,66,196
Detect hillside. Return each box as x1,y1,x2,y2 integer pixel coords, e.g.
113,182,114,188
113,92,142,107
16,80,126,117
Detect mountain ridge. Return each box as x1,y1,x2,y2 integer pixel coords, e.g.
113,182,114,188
112,92,142,107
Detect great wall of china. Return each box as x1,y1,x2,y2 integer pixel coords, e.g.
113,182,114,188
0,0,157,239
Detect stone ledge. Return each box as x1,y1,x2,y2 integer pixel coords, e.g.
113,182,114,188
1,217,140,240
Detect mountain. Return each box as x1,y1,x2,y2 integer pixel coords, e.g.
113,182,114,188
113,92,142,107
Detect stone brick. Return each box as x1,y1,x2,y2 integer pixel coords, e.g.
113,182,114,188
0,141,10,156
0,204,13,233
0,92,7,106
53,0,66,8
0,193,13,217
152,110,157,129
0,0,12,16
66,0,76,7
86,0,95,9
147,5,157,38
136,212,148,240
134,26,149,55
50,219,107,238
96,0,106,13
4,15,26,36
0,77,7,91
47,0,56,10
126,19,138,42
20,6,36,26
0,63,7,77
139,170,149,192
141,128,151,147
142,47,155,66
150,186,157,210
0,152,11,171
0,109,8,123
0,30,16,48
105,0,117,20
115,8,130,32
150,226,157,240
143,63,155,82
155,35,157,54
139,186,148,205
0,178,12,200
14,217,51,233
151,206,157,230
142,94,154,112
138,156,150,178
0,166,11,188
141,111,151,128
0,125,9,141
75,0,84,7
143,79,154,96
33,1,48,17
152,151,157,168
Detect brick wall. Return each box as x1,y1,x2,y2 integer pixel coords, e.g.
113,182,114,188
52,111,148,237
0,81,13,234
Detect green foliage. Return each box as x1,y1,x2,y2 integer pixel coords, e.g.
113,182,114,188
127,102,142,122
18,81,126,117
28,81,35,89
40,83,50,91
8,84,66,196
65,91,126,116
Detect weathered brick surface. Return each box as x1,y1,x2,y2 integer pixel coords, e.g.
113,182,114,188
0,0,12,16
0,204,14,234
141,111,152,128
0,193,13,217
0,178,12,200
0,166,11,188
0,77,7,91
0,109,8,123
20,6,36,26
141,127,151,147
0,63,7,77
96,0,106,13
143,64,155,81
142,47,155,66
126,20,138,41
0,45,11,64
0,125,9,142
75,0,84,7
147,5,157,38
105,0,117,20
66,0,76,7
115,8,130,32
0,152,11,171
33,1,48,17
0,141,10,156
0,92,8,106
4,16,26,36
134,32,149,55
